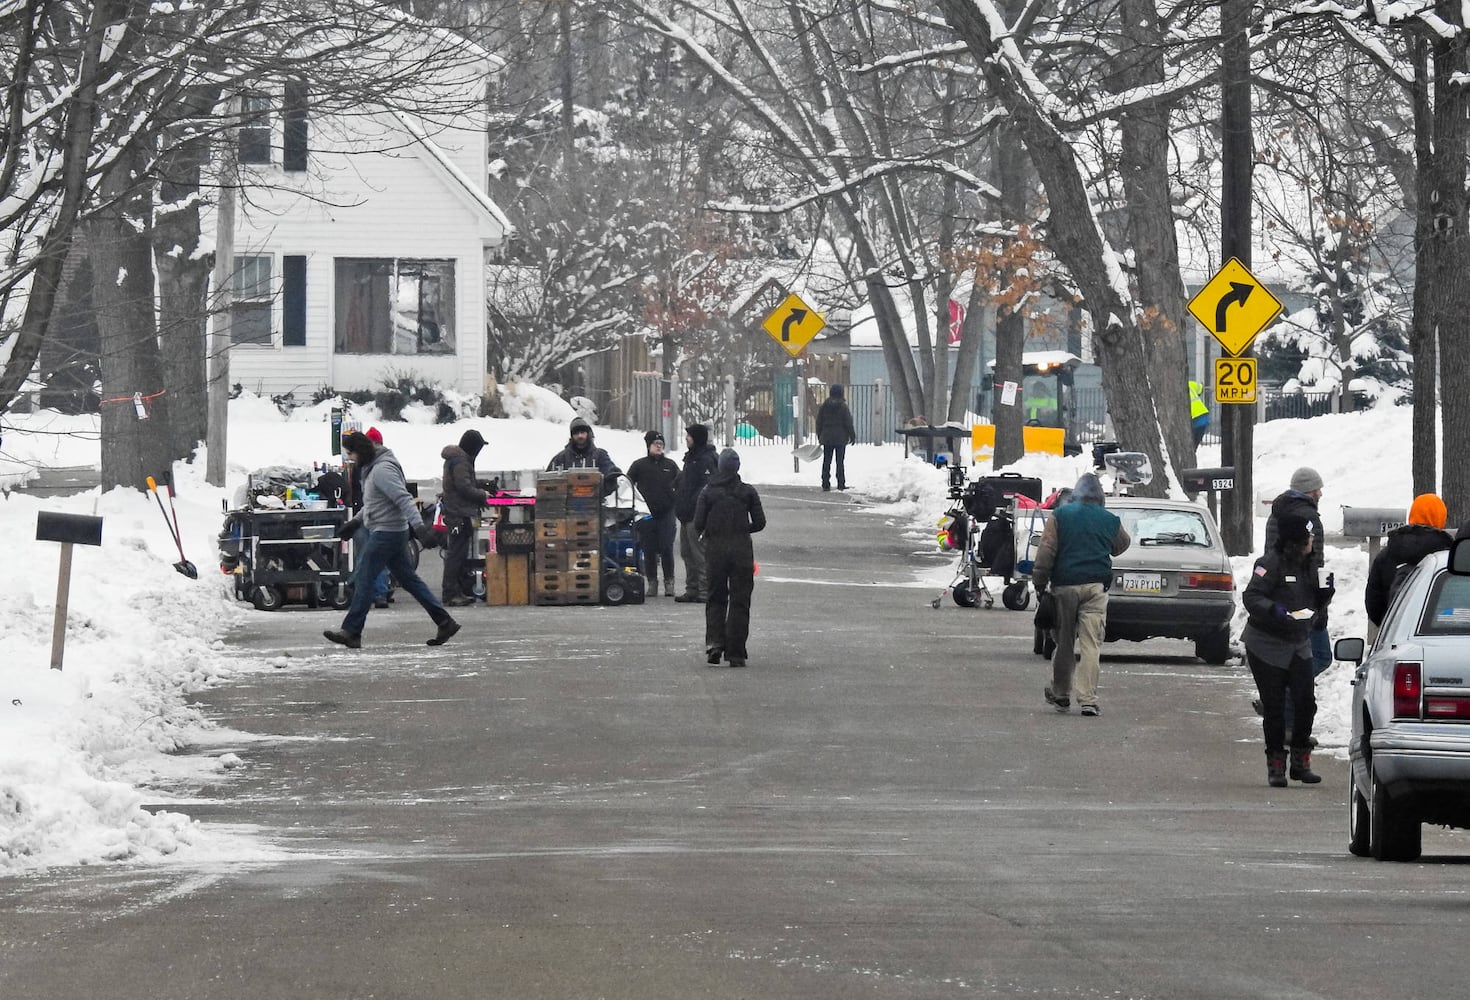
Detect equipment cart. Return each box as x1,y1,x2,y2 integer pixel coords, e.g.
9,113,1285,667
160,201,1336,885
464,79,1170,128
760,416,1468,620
220,507,353,611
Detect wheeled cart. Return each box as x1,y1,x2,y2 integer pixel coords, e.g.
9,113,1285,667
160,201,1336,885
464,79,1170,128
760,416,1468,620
219,507,354,611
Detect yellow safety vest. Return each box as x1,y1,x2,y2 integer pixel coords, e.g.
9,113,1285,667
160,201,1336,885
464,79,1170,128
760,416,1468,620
1188,381,1209,419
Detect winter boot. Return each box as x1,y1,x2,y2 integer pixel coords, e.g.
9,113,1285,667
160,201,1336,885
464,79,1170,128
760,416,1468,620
1289,749,1322,784
664,579,674,597
1266,750,1288,788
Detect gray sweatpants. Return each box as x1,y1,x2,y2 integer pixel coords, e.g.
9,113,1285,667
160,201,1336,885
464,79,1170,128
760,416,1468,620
679,519,707,599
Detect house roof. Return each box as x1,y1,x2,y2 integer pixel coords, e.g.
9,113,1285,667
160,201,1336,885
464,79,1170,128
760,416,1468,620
390,109,514,238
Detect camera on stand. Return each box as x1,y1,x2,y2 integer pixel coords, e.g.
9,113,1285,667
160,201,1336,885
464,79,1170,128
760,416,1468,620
947,463,967,500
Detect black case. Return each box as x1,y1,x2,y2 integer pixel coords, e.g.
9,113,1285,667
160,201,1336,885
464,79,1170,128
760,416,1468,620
964,472,1044,520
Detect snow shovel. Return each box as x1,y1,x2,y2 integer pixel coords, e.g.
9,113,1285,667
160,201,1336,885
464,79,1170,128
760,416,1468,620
146,476,198,579
792,443,823,463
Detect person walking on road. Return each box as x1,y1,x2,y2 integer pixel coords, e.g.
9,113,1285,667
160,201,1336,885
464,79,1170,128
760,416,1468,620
1188,380,1210,447
1242,513,1333,787
674,423,719,603
627,430,680,596
1366,493,1452,626
815,383,857,492
325,431,461,650
695,448,766,668
1031,473,1131,717
359,426,392,609
440,428,489,607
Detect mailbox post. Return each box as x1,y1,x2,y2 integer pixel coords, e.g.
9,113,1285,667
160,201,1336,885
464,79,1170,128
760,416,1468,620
1181,466,1236,524
35,511,104,671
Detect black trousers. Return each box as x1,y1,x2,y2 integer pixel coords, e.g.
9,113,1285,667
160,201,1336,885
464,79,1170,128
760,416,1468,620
821,444,847,489
639,510,677,584
442,516,474,600
705,539,755,660
1247,649,1316,752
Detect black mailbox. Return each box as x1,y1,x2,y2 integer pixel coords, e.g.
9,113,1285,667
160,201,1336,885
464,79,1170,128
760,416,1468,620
35,511,103,547
1181,467,1236,493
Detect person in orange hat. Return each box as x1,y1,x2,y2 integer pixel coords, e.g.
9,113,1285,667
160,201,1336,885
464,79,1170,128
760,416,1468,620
1365,493,1452,626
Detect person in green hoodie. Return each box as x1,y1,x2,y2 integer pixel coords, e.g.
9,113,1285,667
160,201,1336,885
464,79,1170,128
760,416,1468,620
1031,473,1131,717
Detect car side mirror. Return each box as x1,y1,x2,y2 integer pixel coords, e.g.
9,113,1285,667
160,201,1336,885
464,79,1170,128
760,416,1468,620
1451,537,1470,576
1334,636,1365,663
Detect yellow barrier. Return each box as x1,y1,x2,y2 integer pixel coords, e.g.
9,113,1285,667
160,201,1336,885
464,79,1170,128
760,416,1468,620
971,423,1066,463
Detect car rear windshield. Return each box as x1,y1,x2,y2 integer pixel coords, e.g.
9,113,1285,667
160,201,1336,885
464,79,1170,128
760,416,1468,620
1114,508,1214,547
1420,572,1470,634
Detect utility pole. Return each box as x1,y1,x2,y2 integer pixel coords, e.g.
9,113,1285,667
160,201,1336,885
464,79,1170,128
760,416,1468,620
1219,0,1255,555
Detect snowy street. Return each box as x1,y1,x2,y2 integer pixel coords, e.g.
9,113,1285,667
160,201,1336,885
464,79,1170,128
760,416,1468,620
1,481,1464,999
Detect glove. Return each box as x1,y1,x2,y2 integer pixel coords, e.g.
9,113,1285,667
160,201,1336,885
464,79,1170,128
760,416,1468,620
1318,571,1335,606
1271,603,1290,622
336,516,363,540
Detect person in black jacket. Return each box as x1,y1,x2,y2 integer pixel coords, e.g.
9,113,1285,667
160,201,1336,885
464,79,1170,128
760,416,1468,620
546,416,621,494
815,383,857,492
627,430,680,596
695,449,766,668
1242,514,1334,787
440,428,489,606
674,423,719,603
1366,493,1452,625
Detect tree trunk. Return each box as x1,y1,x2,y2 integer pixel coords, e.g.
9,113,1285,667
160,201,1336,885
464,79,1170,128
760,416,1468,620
91,148,174,493
947,279,986,425
1409,35,1438,497
993,308,1026,469
1116,0,1195,478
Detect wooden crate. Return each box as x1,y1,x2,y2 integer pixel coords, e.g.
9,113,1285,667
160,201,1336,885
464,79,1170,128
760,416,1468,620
537,517,599,543
485,553,531,606
534,547,598,573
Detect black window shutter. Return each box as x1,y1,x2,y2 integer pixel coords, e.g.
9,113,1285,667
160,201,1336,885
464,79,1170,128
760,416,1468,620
283,256,307,346
283,79,309,172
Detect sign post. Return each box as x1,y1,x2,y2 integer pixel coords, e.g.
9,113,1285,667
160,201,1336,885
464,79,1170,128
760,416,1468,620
35,512,104,671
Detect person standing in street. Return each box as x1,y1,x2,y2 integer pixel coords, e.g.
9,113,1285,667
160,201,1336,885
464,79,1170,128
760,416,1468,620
1031,473,1131,717
1242,513,1333,787
440,428,489,607
1366,493,1452,626
674,423,719,603
627,430,680,596
695,448,766,668
326,431,460,649
1188,380,1210,447
1261,467,1330,736
546,416,621,494
815,383,857,492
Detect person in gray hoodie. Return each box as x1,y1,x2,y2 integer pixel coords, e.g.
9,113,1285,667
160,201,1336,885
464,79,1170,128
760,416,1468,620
325,431,460,649
440,428,489,606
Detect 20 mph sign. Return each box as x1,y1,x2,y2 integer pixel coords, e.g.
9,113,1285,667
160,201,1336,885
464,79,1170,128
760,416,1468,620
1214,357,1257,404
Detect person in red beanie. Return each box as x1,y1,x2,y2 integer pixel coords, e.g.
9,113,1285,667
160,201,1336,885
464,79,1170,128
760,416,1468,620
366,426,384,445
1365,493,1452,626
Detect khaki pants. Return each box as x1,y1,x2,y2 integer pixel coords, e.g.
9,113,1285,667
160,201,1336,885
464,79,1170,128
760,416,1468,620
1051,582,1109,708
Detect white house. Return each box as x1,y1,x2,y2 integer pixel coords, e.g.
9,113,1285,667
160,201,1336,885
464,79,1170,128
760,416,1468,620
220,33,511,398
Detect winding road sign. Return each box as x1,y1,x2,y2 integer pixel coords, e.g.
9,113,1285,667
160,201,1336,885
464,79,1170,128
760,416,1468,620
1186,258,1283,356
762,292,826,357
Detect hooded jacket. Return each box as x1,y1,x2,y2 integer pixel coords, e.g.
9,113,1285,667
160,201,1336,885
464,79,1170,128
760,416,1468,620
694,467,766,547
546,418,621,479
357,448,423,533
441,429,488,519
815,392,857,448
1242,544,1327,665
627,442,680,517
1365,523,1453,625
1264,490,1324,571
1030,474,1130,590
674,424,719,522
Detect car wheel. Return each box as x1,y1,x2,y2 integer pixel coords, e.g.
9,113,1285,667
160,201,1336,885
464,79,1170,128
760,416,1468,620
1369,762,1422,862
1195,626,1231,665
1002,581,1030,611
251,585,284,612
953,582,978,608
1348,769,1371,858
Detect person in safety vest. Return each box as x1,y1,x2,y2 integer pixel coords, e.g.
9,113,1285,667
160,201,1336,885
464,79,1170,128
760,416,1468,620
1024,377,1058,426
1188,380,1210,446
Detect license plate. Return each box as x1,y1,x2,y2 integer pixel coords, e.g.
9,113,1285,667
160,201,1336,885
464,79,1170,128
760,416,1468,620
1122,572,1163,593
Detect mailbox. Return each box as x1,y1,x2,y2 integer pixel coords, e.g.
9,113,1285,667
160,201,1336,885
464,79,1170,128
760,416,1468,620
35,511,103,547
1181,467,1236,493
1342,506,1407,539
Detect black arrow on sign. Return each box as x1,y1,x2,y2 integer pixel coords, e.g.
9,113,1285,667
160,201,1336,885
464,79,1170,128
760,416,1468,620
780,308,807,342
1214,282,1254,332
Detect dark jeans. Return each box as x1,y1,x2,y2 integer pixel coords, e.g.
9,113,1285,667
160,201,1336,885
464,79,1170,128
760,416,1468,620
1191,418,1208,446
705,540,755,660
821,443,847,489
1284,626,1332,732
1247,649,1316,752
343,529,449,636
639,510,676,584
442,516,474,601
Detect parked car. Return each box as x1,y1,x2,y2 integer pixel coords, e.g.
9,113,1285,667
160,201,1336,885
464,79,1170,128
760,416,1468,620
1032,497,1235,664
1335,541,1470,861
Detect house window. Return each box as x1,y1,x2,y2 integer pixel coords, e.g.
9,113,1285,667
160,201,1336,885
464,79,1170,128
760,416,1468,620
232,255,273,346
238,91,272,165
334,258,455,355
282,255,307,346
283,79,308,172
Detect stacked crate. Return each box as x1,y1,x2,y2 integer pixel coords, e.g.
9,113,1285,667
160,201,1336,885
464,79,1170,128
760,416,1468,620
533,470,602,606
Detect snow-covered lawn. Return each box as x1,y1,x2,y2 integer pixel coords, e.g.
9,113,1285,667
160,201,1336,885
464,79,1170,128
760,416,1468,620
0,392,1420,872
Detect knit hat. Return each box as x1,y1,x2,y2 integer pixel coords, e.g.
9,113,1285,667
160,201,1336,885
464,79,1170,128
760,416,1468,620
458,429,486,458
1409,493,1448,529
718,448,741,473
1289,467,1324,493
570,417,591,434
1276,513,1311,546
830,383,845,398
365,426,384,445
644,429,664,447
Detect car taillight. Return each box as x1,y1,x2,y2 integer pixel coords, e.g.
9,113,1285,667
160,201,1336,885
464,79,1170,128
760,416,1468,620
1424,695,1470,719
1393,662,1422,719
1181,572,1234,591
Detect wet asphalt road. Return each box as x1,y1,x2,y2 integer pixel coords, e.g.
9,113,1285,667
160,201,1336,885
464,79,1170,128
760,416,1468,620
2,485,1468,999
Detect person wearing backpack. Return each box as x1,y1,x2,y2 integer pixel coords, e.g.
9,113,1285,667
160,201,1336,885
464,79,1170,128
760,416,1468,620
1366,493,1452,626
694,449,766,668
